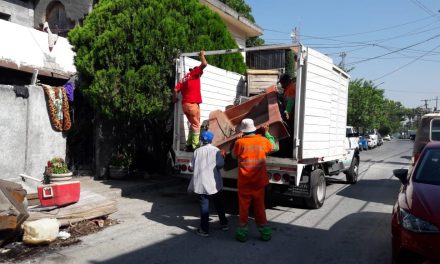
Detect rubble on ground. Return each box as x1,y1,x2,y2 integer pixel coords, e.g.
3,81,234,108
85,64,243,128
0,217,118,263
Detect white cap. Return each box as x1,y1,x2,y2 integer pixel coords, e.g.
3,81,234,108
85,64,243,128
239,118,257,133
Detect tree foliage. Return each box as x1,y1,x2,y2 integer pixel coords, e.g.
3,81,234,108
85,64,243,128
347,79,408,134
68,0,246,120
218,0,255,22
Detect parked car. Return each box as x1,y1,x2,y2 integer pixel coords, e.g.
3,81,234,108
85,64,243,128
364,134,376,149
392,142,440,263
369,133,379,147
377,132,383,146
358,136,368,151
383,134,391,141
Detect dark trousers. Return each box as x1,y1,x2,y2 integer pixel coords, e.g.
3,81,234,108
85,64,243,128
199,191,228,233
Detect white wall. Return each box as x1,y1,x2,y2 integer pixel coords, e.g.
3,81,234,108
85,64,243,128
175,57,245,150
301,48,349,160
0,19,76,77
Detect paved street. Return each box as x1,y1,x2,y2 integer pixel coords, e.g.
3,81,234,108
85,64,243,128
26,140,412,264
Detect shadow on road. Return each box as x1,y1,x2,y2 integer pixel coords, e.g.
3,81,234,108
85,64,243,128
335,178,401,206
88,210,391,264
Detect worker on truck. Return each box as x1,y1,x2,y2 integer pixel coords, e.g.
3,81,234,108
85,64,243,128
278,73,296,157
232,118,278,242
173,50,207,152
279,73,296,121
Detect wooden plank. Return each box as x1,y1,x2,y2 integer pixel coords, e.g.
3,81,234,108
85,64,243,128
246,69,279,75
0,215,17,230
249,81,277,86
26,190,117,226
248,75,278,82
248,81,277,88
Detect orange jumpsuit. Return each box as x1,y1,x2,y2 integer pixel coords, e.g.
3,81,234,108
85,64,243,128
232,134,273,226
283,81,296,115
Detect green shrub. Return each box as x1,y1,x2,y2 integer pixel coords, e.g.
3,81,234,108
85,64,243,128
69,0,247,121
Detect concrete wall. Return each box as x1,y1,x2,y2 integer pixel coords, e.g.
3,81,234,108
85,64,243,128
0,19,76,78
0,85,66,181
0,0,34,27
34,0,94,27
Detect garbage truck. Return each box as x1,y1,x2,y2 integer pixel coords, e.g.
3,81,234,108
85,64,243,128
171,44,359,209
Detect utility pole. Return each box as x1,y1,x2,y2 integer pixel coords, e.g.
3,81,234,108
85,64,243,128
421,99,429,111
435,96,439,111
339,52,346,69
291,27,300,44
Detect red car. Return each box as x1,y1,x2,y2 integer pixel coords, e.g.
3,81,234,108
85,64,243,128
392,142,440,263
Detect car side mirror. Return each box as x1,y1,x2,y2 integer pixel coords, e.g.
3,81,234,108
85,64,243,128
393,169,408,184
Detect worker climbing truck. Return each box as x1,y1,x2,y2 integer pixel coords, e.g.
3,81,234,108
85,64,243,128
171,44,359,209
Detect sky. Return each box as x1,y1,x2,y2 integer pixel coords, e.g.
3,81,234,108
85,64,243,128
245,0,440,109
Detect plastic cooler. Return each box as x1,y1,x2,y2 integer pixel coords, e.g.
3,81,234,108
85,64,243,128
37,181,80,207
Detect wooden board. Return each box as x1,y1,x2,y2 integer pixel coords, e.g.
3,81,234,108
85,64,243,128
26,190,117,226
247,72,278,95
0,180,29,245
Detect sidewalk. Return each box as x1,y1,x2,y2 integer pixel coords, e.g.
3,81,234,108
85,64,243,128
74,175,187,200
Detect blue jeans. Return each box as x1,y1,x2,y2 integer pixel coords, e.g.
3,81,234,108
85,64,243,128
199,191,228,233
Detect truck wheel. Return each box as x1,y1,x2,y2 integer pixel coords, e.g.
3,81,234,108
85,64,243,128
304,169,326,209
345,157,359,184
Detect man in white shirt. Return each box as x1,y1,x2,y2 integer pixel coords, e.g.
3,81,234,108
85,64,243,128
188,130,228,237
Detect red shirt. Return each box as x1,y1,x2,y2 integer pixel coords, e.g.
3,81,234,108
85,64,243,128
175,66,203,104
233,134,273,191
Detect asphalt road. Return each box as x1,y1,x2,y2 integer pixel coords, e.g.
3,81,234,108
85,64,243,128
28,139,413,264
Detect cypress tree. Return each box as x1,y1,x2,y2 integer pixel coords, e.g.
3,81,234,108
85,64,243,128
69,0,246,120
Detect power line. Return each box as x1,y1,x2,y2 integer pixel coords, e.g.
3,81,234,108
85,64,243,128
410,0,440,21
372,42,440,81
384,89,439,94
262,15,435,38
347,33,440,66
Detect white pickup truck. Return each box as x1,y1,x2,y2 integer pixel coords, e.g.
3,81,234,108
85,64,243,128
171,44,359,209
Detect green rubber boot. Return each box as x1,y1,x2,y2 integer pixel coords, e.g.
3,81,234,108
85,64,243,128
235,227,248,242
258,226,272,241
192,132,200,150
185,130,194,151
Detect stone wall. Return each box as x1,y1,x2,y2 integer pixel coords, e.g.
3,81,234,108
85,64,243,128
0,85,66,181
0,0,34,27
34,0,94,28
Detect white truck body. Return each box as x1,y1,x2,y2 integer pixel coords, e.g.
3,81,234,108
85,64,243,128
172,45,357,208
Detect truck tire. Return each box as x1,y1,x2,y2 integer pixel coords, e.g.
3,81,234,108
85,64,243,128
345,157,359,184
304,169,326,209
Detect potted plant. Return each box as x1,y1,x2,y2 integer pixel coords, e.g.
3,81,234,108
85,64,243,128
108,150,132,179
46,157,72,181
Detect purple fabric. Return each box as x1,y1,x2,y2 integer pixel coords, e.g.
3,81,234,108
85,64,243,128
64,82,75,102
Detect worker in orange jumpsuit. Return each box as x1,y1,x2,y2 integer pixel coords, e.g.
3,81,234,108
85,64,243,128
279,73,296,122
232,118,278,242
278,73,296,157
173,50,207,152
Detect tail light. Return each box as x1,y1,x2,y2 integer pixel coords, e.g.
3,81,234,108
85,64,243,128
180,164,187,171
273,173,281,182
282,174,290,183
188,166,193,172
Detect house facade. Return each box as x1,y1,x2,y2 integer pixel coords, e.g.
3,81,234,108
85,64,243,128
199,0,263,48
